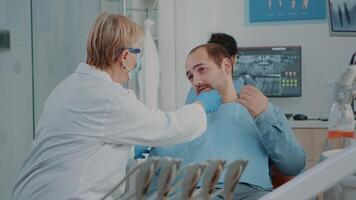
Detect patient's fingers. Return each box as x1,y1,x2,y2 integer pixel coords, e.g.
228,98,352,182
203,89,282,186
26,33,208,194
238,85,268,118
240,85,261,98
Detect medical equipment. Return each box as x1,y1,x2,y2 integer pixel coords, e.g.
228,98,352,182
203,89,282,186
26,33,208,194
171,160,248,200
219,160,248,200
328,64,356,139
153,160,226,200
134,159,158,200
103,158,248,200
155,158,181,200
152,160,223,200
165,163,207,200
323,60,356,200
180,164,206,199
198,160,226,200
100,158,160,200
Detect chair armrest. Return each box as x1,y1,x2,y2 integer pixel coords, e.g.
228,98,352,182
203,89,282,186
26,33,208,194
271,165,294,189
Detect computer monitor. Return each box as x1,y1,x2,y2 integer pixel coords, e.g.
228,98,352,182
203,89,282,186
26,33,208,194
233,46,302,97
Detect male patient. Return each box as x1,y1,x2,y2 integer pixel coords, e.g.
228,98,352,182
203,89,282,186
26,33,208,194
148,44,306,200
186,32,258,104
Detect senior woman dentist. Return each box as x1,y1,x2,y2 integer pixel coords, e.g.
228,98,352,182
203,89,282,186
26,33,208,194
12,13,221,200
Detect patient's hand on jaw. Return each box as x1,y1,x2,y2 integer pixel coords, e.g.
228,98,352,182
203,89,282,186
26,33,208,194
237,85,268,118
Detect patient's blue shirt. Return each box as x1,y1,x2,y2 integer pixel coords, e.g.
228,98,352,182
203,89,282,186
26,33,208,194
147,84,306,190
150,102,272,188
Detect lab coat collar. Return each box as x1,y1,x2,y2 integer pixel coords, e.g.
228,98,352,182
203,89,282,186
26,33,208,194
75,63,113,82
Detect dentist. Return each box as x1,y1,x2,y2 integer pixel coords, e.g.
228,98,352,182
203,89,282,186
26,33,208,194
13,13,221,200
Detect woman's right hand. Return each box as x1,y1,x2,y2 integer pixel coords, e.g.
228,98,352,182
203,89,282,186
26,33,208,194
195,90,222,113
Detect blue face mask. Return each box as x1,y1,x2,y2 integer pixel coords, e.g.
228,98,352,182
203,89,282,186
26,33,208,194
128,52,142,80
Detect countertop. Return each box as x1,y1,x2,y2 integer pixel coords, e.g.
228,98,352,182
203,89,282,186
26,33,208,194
288,120,329,128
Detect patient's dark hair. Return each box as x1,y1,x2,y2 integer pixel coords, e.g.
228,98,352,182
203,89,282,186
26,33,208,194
189,43,232,67
207,33,238,57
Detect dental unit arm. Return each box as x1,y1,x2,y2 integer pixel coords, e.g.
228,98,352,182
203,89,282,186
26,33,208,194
328,64,356,139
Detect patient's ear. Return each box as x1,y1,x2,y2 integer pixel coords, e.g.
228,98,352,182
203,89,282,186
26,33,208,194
221,57,233,76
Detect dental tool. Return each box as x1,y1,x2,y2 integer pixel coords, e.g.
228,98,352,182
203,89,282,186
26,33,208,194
101,158,159,200
120,158,158,200
134,159,158,200
166,163,207,200
181,164,206,200
219,160,248,200
104,158,249,200
154,158,181,200
194,160,226,200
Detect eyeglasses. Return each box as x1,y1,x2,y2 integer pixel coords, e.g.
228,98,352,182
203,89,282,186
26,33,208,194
128,48,142,55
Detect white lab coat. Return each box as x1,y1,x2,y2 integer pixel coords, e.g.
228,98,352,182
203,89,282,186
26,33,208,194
12,63,207,200
139,18,160,108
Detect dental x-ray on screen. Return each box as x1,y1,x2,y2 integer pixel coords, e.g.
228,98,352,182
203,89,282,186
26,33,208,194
234,46,302,97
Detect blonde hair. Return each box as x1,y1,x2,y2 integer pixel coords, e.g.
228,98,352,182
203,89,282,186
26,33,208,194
86,13,144,70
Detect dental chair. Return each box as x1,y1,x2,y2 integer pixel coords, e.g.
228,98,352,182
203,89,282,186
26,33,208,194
270,165,294,189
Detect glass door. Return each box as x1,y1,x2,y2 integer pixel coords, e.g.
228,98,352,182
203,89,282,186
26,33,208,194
32,0,102,125
32,0,157,126
0,1,33,199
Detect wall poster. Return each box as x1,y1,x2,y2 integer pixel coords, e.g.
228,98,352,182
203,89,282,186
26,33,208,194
249,0,326,22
